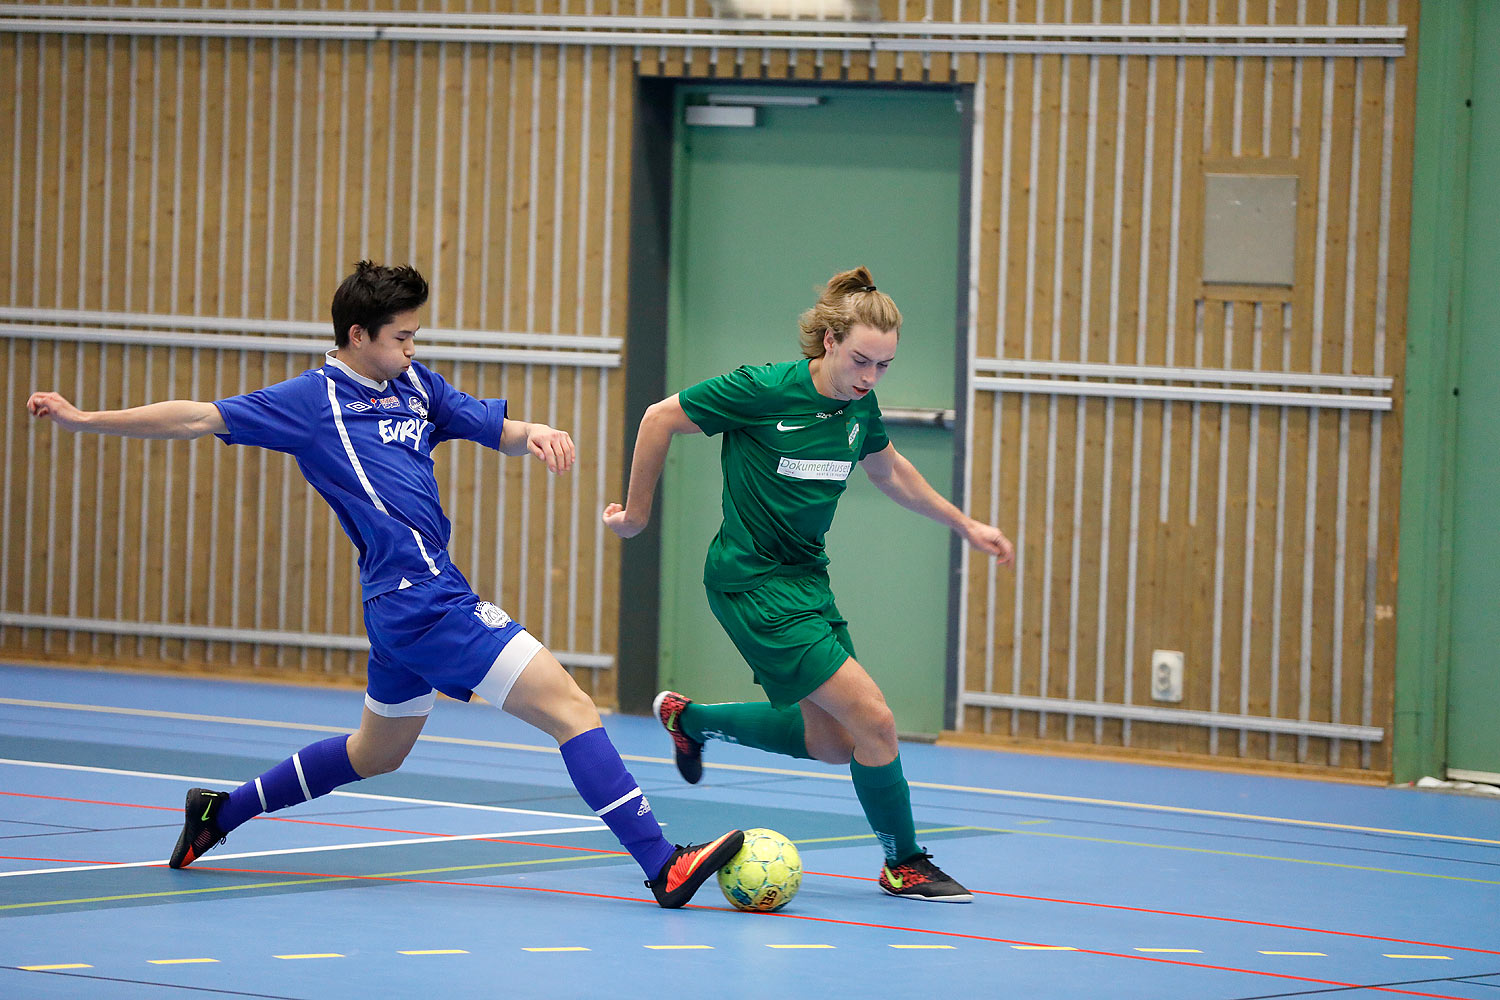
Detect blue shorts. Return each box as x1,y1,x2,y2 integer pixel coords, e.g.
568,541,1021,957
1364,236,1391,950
361,564,542,718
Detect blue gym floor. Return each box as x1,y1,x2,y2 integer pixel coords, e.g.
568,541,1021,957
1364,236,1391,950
0,663,1496,1000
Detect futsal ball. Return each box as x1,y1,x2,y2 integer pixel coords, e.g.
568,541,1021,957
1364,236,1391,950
717,827,802,912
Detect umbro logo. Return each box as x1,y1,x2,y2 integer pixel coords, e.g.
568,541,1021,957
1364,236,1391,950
346,400,373,412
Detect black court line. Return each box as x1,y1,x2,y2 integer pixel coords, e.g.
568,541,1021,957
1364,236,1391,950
3,967,309,999
1453,976,1500,991
1225,971,1500,1000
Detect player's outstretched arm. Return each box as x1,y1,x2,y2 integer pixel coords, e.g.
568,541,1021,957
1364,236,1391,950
861,442,1015,565
499,418,575,474
603,394,702,539
27,391,226,440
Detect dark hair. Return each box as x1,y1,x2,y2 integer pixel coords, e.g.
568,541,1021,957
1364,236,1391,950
330,260,429,347
797,266,902,359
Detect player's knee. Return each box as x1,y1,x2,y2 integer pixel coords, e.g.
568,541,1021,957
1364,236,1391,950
505,665,602,743
553,682,602,738
853,702,898,755
348,740,411,778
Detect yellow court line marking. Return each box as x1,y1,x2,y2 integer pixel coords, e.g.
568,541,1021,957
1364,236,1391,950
767,944,835,949
147,958,219,965
19,964,92,971
786,826,970,847
1259,951,1327,957
1384,954,1452,960
6,697,1496,847
522,947,589,953
399,950,469,956
4,828,609,880
274,953,344,960
645,945,714,950
890,944,957,950
0,853,618,912
1012,946,1079,951
2,876,353,911
1135,948,1203,954
954,824,1500,886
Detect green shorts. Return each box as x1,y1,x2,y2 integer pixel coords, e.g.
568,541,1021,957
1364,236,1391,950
705,573,857,710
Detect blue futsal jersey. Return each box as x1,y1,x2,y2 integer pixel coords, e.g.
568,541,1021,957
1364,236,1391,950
214,354,506,602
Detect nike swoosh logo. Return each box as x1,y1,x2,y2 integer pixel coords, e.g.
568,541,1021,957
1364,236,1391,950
201,802,214,822
776,421,808,431
884,867,903,889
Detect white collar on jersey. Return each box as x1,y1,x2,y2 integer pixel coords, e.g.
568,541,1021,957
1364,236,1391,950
324,351,389,392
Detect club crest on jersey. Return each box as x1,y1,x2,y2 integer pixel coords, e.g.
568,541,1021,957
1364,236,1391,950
847,420,861,450
474,601,512,630
345,400,373,412
407,396,428,420
378,417,423,448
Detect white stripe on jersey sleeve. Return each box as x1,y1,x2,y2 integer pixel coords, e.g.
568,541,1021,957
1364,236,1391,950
324,375,441,578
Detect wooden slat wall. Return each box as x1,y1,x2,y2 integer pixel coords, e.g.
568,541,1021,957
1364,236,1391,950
3,3,1418,777
2,21,632,704
962,0,1415,773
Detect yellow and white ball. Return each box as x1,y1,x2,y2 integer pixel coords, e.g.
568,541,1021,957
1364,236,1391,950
717,828,802,912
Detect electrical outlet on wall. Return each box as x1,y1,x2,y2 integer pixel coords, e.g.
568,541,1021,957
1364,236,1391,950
1151,649,1184,702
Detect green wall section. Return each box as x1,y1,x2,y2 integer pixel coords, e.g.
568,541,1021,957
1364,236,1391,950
1444,2,1500,778
660,85,964,737
1395,1,1500,781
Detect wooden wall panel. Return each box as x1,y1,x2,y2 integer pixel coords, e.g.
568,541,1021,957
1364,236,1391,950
3,23,629,706
3,3,1416,762
955,0,1415,775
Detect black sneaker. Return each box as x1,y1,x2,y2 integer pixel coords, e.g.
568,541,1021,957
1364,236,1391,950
879,851,973,903
652,690,704,784
645,830,745,908
168,788,230,869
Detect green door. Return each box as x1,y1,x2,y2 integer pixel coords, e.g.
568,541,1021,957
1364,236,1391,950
1446,2,1500,782
659,84,964,738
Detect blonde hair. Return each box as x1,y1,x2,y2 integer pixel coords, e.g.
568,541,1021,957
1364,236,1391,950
797,267,902,359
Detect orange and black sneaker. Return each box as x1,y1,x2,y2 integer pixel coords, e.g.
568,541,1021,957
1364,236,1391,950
652,690,704,784
646,830,745,908
168,787,230,869
879,851,973,902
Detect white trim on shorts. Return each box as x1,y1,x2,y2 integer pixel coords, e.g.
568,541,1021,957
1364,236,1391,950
364,691,438,719
472,628,545,711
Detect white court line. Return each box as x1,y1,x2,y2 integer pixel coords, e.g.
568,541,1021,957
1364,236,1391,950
0,758,597,821
0,824,609,878
3,698,1498,847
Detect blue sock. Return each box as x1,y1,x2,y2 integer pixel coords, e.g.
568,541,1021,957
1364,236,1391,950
216,735,362,834
559,727,675,878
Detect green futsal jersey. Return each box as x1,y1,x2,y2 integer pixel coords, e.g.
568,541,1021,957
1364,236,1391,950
678,358,889,592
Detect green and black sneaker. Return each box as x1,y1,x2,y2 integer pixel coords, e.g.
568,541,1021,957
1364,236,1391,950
879,851,973,902
168,787,230,869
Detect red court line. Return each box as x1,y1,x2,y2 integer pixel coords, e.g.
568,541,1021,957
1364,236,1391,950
0,791,180,812
172,864,1477,1000
818,870,1500,959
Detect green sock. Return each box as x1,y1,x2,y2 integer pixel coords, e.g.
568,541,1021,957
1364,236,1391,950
679,701,813,760
849,756,920,864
